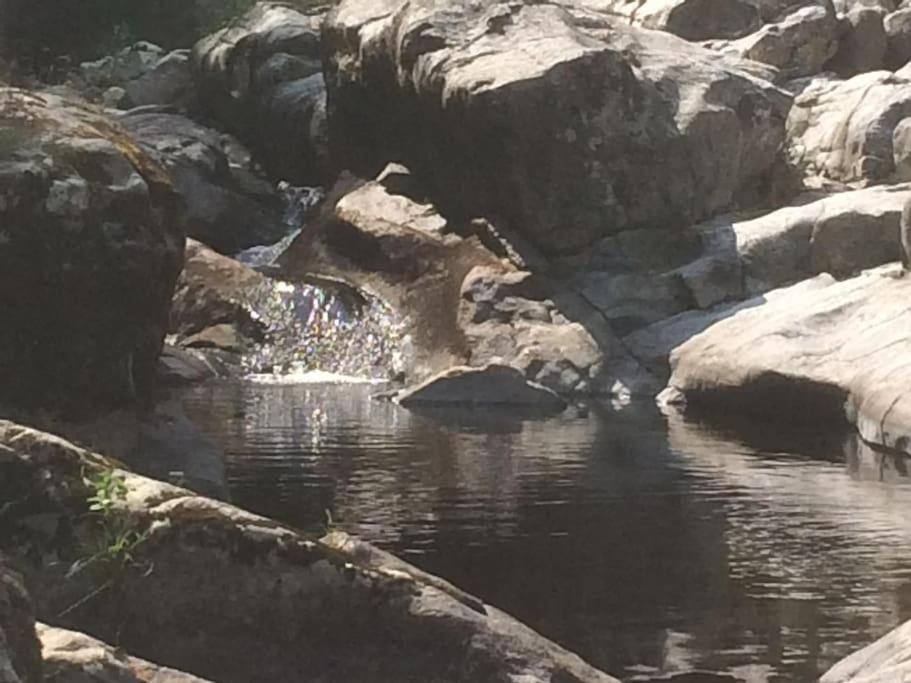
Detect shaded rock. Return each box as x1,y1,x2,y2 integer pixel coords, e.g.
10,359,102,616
79,42,166,90
119,110,285,253
0,88,183,413
826,6,888,75
885,8,911,68
124,50,197,111
324,0,791,257
599,0,762,40
707,4,839,80
787,70,911,184
397,364,567,410
663,264,911,455
821,619,911,682
459,266,608,394
0,422,614,683
734,183,909,293
0,559,41,683
191,2,327,184
39,624,210,683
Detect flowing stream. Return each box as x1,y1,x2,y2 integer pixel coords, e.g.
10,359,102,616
178,380,911,682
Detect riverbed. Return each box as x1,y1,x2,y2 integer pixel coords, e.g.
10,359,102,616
179,380,911,682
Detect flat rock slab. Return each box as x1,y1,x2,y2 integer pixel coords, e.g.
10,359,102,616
397,364,568,411
822,619,911,683
663,264,911,453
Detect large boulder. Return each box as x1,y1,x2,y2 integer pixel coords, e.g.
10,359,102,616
0,88,183,412
120,110,286,253
885,8,911,69
706,4,840,80
662,264,911,454
787,70,911,185
0,560,41,683
826,6,888,75
597,0,762,40
191,2,328,184
0,421,617,683
324,0,791,257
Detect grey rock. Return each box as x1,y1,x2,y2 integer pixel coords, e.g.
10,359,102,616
125,50,197,111
827,6,888,75
0,88,183,413
664,264,911,454
39,624,210,683
119,110,285,253
80,42,166,89
325,0,791,257
787,70,911,184
707,4,840,80
595,0,762,40
398,364,568,410
0,422,614,683
191,2,327,184
821,619,911,683
0,559,41,683
885,8,911,68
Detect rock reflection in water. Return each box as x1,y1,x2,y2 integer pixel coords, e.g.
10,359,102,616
179,381,911,682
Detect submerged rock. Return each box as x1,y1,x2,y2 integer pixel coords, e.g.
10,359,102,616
0,88,183,413
0,421,616,683
397,364,568,411
324,0,791,257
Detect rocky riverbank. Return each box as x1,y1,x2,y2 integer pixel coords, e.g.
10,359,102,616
3,0,911,679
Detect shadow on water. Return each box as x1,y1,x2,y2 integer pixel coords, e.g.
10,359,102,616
179,381,911,682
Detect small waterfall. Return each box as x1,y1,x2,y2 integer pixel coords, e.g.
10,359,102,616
231,184,407,383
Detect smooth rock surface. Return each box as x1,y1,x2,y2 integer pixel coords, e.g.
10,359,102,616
821,619,911,682
0,88,182,412
663,264,911,454
325,0,791,256
397,364,568,410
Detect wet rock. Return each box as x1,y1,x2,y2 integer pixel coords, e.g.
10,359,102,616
663,264,911,455
826,6,888,75
0,88,183,413
119,110,285,253
397,364,567,410
191,2,327,184
0,559,41,683
707,4,839,80
0,422,615,683
787,70,911,184
600,0,762,40
821,619,911,682
39,624,210,683
324,0,790,257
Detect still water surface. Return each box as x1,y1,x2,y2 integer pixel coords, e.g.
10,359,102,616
180,379,911,682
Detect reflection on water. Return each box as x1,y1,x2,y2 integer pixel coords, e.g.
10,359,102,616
180,381,911,682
